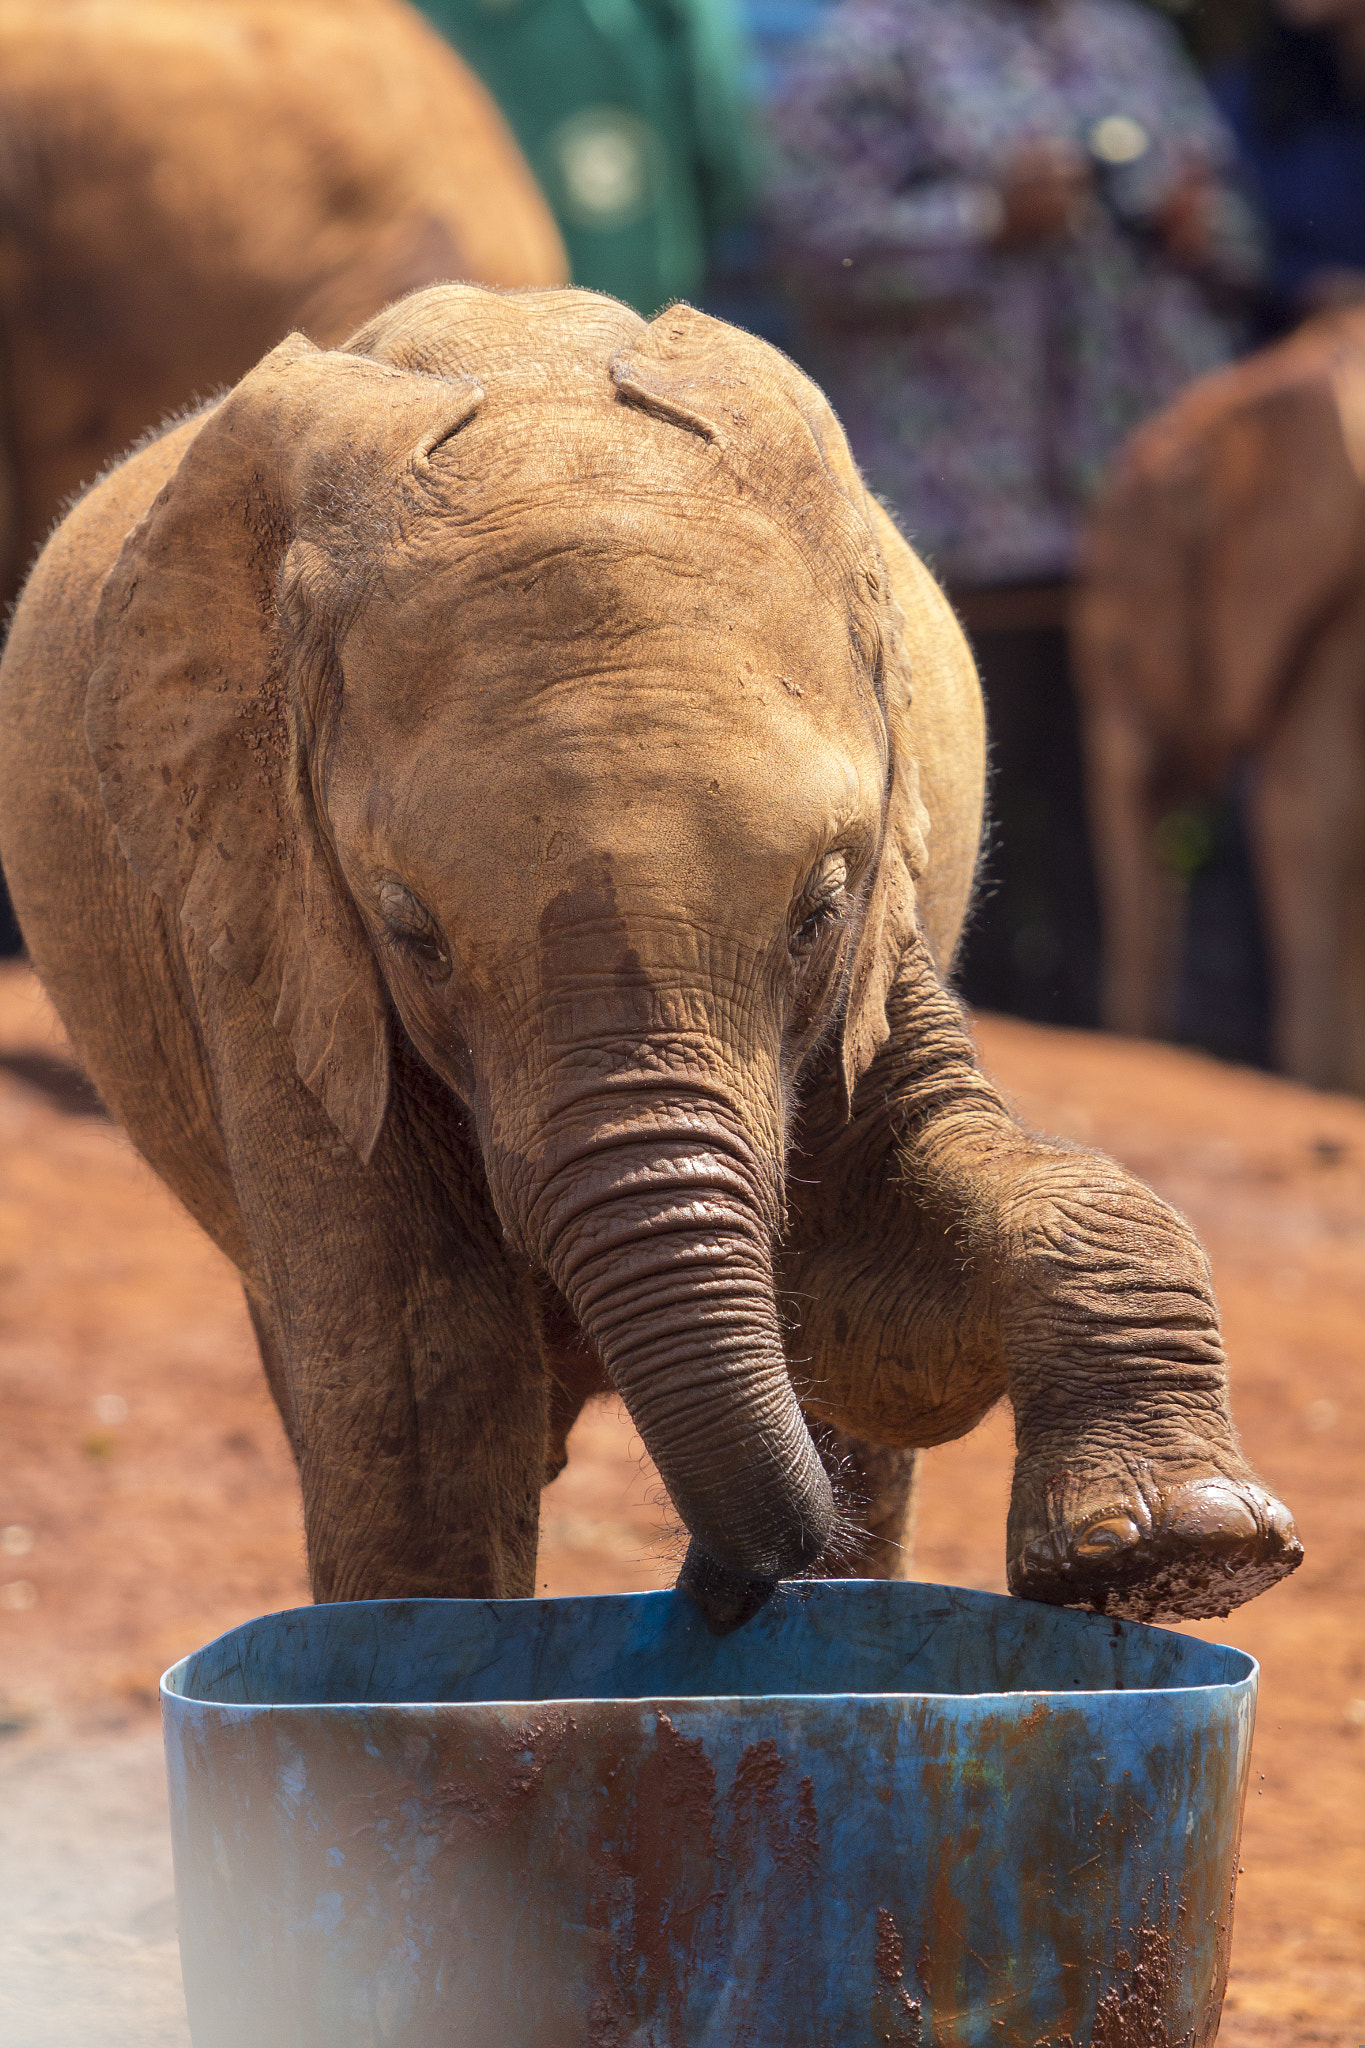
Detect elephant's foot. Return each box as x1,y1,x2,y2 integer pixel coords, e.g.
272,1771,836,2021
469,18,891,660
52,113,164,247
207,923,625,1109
1007,1449,1302,1624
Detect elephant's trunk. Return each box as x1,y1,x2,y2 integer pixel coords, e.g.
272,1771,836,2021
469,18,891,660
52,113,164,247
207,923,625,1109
520,1101,834,1585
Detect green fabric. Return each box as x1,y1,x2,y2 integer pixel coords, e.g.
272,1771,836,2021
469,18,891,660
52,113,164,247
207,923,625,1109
416,0,754,314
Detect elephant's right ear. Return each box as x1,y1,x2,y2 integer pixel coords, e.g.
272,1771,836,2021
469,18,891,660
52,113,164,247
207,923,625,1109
86,333,482,1160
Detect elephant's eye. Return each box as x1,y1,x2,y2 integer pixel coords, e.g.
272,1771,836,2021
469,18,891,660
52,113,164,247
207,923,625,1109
377,880,452,982
791,850,851,954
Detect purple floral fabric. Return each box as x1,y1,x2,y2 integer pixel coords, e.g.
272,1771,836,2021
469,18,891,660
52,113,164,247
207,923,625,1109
769,0,1253,586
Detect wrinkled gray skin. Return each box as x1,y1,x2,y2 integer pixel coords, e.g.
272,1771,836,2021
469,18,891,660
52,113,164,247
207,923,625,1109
0,286,1300,1630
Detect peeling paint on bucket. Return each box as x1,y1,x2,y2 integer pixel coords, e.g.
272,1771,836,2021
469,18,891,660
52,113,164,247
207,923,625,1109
161,1580,1255,2047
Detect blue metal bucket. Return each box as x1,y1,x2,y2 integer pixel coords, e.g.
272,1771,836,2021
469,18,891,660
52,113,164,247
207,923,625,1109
161,1581,1255,2047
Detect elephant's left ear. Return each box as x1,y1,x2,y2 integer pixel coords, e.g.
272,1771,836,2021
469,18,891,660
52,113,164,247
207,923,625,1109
839,503,983,1111
838,611,930,1115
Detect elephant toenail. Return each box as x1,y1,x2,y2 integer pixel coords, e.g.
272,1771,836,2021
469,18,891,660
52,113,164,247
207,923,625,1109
1165,1481,1259,1543
1023,1532,1068,1574
1073,1514,1141,1559
1264,1496,1303,1556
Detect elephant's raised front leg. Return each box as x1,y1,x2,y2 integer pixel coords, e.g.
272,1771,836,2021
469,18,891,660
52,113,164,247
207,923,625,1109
785,940,1302,1623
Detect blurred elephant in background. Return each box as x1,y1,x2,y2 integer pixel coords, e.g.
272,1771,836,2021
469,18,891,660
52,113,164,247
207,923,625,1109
1075,307,1365,1093
0,286,1299,1633
0,0,567,602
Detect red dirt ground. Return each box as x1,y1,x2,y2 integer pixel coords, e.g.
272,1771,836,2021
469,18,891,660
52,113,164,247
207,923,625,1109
0,961,1360,2043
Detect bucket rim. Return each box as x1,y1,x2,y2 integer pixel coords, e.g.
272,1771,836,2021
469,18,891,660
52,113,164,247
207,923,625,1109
159,1583,1260,1711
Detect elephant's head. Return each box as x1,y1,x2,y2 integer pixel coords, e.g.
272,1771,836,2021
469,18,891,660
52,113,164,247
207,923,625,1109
87,286,930,1612
1075,307,1365,795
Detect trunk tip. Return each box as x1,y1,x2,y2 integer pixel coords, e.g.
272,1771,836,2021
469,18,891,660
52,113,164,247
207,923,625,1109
676,1539,780,1635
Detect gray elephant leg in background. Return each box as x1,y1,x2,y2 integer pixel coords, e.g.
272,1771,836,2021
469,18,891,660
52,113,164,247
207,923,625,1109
807,1424,919,1579
1082,697,1187,1042
1251,585,1365,1095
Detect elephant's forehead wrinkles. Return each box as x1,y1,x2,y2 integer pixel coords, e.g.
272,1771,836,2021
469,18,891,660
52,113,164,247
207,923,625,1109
346,552,879,747
466,548,737,614
400,474,860,611
443,398,871,572
409,507,824,605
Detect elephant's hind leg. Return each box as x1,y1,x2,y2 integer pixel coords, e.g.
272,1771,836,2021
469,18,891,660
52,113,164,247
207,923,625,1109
808,1424,919,1579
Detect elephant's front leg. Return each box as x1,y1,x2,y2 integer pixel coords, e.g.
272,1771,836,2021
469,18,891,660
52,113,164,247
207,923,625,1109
786,941,1302,1623
259,1241,547,1607
206,982,549,1604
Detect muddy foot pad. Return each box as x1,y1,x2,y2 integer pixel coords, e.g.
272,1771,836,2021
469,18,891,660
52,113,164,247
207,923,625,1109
1009,1469,1303,1624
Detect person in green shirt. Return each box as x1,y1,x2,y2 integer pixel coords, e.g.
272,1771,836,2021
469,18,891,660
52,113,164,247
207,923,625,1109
415,0,754,314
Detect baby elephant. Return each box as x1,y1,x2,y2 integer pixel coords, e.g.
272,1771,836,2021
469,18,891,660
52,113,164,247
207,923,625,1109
0,286,1299,1630
1075,306,1365,1094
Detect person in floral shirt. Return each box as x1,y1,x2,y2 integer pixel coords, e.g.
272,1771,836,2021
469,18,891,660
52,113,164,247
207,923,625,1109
769,0,1263,1029
769,0,1259,590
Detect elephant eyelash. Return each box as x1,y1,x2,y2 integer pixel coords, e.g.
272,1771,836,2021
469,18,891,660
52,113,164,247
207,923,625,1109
789,901,843,946
791,894,849,952
376,882,453,981
382,925,453,980
791,852,852,952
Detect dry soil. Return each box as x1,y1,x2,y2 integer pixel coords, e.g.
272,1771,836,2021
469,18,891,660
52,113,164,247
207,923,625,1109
0,963,1360,2045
